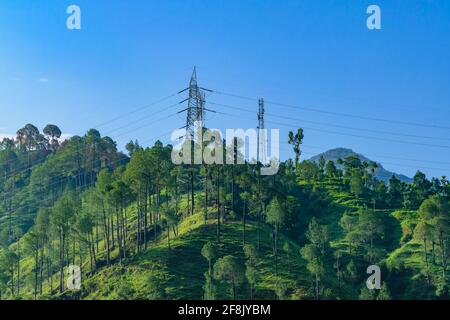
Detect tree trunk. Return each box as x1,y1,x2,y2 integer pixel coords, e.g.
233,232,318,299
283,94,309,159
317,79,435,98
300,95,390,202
336,253,341,288
154,190,158,243
120,208,125,259
144,186,149,249
424,238,430,284
167,227,171,249
231,166,235,213
17,239,20,295
90,232,97,272
34,245,39,300
232,281,236,300
39,245,44,295
59,231,65,293
257,202,263,251
204,169,208,224
111,216,115,249
315,273,319,300
274,225,278,277
116,208,122,262
137,195,141,253
216,168,220,243
88,235,94,274
191,170,195,215
102,206,110,264
10,268,14,296
242,200,246,246
49,257,53,294
440,235,447,282
432,241,436,264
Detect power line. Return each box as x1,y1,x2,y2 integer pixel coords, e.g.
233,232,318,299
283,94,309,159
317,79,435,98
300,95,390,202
102,103,179,136
2,77,204,213
212,90,450,130
208,101,450,142
0,92,180,174
213,110,450,172
1,108,179,207
0,100,180,180
93,93,178,129
2,71,214,212
4,79,450,216
5,130,174,215
211,101,450,149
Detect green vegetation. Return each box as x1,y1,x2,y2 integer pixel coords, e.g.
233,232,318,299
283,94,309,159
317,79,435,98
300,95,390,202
0,124,450,300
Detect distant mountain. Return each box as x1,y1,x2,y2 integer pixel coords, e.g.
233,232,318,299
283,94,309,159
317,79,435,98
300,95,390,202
308,147,413,184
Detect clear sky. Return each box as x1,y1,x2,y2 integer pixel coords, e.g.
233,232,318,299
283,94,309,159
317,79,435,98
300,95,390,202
1,0,450,179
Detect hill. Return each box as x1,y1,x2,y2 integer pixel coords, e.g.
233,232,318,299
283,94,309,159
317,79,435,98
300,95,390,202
1,125,449,301
309,147,413,183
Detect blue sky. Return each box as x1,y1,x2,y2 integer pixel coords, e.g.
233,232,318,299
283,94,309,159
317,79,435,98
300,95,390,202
1,0,450,178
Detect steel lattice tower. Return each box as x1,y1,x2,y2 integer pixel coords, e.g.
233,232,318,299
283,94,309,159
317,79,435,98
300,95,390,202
257,98,266,164
178,67,210,140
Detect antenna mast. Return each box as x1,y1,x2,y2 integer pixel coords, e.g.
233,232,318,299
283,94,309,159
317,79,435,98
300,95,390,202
257,98,266,164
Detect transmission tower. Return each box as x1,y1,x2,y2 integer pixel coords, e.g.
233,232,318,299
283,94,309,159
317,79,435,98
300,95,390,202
177,68,213,216
178,67,212,141
257,98,266,164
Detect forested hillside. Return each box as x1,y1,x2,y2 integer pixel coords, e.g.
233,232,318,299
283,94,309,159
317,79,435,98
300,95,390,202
0,124,449,300
309,148,413,183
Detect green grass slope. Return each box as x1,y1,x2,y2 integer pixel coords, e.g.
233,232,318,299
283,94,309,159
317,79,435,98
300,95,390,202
82,213,308,300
